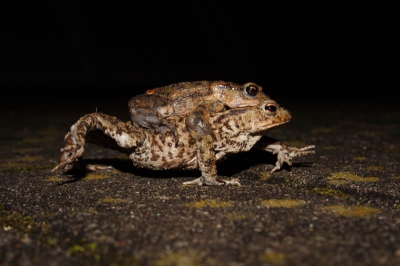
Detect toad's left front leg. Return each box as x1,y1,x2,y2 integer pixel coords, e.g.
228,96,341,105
255,136,315,173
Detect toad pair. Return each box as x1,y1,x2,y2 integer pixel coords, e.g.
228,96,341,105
52,81,315,186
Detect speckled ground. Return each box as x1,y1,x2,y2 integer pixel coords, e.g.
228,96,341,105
1,98,399,266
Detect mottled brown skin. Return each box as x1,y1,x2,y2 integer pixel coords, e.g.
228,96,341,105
52,99,315,186
128,81,270,146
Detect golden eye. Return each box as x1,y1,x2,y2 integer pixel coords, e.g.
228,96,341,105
244,84,258,97
265,104,277,113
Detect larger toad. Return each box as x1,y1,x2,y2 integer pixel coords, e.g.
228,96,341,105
52,99,315,186
128,81,269,145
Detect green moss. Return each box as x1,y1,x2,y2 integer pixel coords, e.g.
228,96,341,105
100,198,127,203
366,166,384,171
155,250,202,266
43,176,66,182
0,205,138,265
85,173,109,180
0,207,49,235
354,156,366,161
328,172,379,185
259,250,286,265
261,199,307,208
311,188,349,199
324,205,381,218
47,237,58,246
259,172,272,181
71,244,86,253
186,199,233,209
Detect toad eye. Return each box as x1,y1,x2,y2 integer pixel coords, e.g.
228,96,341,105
265,104,277,113
244,84,259,97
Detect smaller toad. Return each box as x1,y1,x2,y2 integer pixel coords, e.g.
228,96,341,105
52,99,315,186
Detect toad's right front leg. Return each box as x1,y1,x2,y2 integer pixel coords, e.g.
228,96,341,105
183,102,240,186
51,112,145,172
128,94,179,145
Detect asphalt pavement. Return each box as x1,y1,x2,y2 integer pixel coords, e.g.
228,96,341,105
1,96,399,265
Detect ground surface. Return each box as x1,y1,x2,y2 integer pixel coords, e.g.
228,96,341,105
1,97,399,266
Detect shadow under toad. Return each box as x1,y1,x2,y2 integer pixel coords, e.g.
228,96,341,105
55,149,314,185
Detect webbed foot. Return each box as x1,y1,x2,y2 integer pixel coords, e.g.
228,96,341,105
52,132,85,172
51,144,84,172
270,145,315,173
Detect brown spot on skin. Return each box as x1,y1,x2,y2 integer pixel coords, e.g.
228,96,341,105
116,128,123,135
177,142,185,148
224,122,232,131
176,148,185,158
168,151,174,159
225,139,237,147
213,116,223,125
151,153,160,161
186,151,195,159
157,141,164,152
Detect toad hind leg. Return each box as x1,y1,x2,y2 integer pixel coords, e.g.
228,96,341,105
52,112,145,172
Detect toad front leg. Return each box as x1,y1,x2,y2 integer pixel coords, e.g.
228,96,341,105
255,136,315,173
128,94,179,145
52,112,145,172
183,102,240,186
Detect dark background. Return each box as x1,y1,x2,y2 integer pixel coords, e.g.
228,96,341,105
2,2,372,107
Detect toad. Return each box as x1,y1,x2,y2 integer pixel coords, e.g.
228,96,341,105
52,99,315,186
128,81,270,146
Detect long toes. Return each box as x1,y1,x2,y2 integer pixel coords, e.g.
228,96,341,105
183,178,204,186
221,178,241,186
183,177,240,186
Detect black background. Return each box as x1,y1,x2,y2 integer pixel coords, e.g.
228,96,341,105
2,2,375,107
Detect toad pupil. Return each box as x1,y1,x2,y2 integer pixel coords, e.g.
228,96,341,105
266,105,277,112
